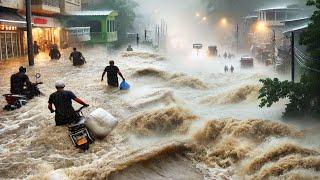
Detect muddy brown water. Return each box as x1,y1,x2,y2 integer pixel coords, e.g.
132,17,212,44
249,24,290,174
1,46,320,179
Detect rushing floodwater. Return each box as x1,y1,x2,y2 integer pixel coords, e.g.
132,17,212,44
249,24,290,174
1,45,320,180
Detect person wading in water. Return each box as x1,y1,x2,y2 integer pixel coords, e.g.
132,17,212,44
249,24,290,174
101,60,125,87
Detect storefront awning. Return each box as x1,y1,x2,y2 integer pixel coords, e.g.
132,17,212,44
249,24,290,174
64,10,118,17
0,10,26,27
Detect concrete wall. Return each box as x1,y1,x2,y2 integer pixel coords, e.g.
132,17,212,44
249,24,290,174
61,0,81,12
0,0,24,10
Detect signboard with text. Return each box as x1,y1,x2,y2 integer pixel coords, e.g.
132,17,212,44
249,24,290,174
32,16,61,27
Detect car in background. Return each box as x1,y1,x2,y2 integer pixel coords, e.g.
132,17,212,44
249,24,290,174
207,46,218,57
240,55,254,68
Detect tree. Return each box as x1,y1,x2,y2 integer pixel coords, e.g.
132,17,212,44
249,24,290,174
259,0,320,119
300,0,320,58
87,0,138,44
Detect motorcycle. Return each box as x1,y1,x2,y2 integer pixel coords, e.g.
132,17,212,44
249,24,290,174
3,73,43,111
3,94,28,111
68,106,95,151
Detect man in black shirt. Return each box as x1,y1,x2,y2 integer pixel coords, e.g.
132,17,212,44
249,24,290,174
48,81,89,126
49,44,61,60
69,47,86,66
101,60,125,87
10,66,32,95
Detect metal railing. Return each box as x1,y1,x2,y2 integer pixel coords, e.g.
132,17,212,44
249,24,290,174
90,32,118,43
66,27,91,42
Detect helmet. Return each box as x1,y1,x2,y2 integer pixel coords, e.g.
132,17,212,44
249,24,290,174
55,80,65,88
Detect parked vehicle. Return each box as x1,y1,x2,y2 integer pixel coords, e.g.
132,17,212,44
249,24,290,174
208,46,218,57
240,56,254,68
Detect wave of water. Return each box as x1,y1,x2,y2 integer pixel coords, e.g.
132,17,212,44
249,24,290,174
1,46,320,179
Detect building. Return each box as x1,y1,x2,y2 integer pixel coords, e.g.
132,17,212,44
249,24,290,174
64,10,118,45
249,6,302,63
280,17,310,77
0,0,25,60
31,0,60,14
60,0,81,12
81,0,95,10
0,0,85,61
23,0,64,53
65,26,91,45
243,15,258,49
0,0,24,9
256,7,300,26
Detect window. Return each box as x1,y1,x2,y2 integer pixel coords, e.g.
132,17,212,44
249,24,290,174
276,12,286,21
107,20,115,32
266,11,275,21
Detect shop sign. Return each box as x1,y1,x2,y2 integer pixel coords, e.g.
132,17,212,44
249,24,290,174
32,16,61,27
33,18,48,25
0,24,17,31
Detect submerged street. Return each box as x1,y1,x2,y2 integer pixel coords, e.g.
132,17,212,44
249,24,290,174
1,46,320,179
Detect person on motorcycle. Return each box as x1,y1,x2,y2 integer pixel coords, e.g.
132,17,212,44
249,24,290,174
48,81,89,126
101,60,125,87
10,66,32,95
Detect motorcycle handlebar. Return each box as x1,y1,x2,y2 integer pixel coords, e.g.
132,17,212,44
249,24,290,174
76,105,88,113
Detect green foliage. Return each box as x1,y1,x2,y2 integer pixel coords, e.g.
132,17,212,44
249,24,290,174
88,0,138,44
259,60,320,119
259,0,320,119
300,0,320,58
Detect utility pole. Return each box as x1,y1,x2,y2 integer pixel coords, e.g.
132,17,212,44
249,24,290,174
272,29,276,64
157,25,160,46
291,31,295,82
144,29,147,41
236,24,239,53
26,0,34,66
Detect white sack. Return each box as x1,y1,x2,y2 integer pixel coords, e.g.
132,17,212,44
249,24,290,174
85,108,118,139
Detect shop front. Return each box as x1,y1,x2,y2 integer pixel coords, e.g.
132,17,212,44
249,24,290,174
25,15,65,53
0,9,25,60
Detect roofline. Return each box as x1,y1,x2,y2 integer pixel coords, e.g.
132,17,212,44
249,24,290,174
254,7,299,12
63,10,118,16
0,19,26,24
244,15,258,19
280,17,310,23
283,25,308,33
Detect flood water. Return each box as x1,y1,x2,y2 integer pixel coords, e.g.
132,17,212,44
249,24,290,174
1,46,320,179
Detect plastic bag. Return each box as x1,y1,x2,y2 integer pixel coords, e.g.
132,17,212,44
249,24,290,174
120,80,130,90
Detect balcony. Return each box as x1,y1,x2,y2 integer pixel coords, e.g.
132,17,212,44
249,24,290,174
89,32,118,43
31,0,60,14
265,20,284,27
107,32,118,42
66,27,91,43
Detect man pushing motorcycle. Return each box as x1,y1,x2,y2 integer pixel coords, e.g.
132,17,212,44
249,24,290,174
48,81,89,126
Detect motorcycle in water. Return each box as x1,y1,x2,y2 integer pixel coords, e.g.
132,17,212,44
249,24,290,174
3,73,43,111
68,106,95,151
3,94,27,111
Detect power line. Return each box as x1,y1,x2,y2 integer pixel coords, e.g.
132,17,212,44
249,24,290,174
295,53,320,73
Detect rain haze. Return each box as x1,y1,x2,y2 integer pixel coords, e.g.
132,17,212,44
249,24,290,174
0,0,320,179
